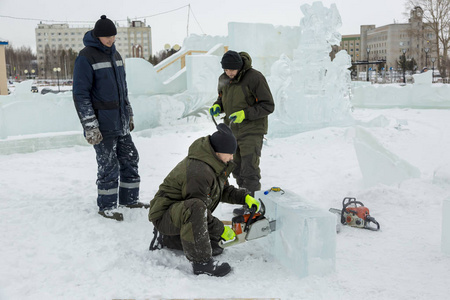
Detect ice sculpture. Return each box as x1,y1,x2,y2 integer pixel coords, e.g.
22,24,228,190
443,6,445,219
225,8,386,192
354,126,421,187
413,70,432,85
433,163,450,186
255,189,336,278
268,2,354,137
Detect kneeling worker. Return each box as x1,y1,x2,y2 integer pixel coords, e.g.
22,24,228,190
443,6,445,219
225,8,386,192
148,124,260,277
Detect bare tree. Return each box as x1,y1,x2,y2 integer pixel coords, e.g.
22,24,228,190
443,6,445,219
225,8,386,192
406,0,450,78
4,44,37,80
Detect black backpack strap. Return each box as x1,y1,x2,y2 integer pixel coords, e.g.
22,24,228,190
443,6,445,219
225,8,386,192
149,227,164,251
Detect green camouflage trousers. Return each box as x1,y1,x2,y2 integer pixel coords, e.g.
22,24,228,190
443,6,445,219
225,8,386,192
152,198,224,263
233,134,264,193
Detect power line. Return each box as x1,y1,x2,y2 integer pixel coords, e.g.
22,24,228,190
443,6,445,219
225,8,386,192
189,5,205,35
0,4,191,24
0,15,93,24
0,3,206,42
122,4,189,22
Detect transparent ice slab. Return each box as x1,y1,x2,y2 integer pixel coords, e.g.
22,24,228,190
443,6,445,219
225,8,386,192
255,189,336,278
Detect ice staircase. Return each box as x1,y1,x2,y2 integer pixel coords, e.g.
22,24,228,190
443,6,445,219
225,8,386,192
126,44,228,94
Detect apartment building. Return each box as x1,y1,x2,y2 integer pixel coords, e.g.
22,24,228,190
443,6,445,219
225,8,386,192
35,19,152,78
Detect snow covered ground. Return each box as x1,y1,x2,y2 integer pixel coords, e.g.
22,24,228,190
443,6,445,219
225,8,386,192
1,108,450,300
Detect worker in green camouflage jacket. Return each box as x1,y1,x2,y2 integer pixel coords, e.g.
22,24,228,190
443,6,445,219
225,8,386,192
148,124,261,277
210,50,274,197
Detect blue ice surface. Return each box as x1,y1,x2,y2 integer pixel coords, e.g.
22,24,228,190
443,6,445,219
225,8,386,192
255,189,336,278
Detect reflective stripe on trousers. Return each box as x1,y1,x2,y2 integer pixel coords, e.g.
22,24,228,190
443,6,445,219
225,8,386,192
94,134,140,210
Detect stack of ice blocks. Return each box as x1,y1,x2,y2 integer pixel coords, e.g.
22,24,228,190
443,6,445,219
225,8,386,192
254,189,336,278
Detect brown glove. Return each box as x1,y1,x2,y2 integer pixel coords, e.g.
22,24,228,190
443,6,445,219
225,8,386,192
85,128,103,145
129,116,135,132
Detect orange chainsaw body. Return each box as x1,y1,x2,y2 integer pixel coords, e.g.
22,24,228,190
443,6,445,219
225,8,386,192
232,212,263,235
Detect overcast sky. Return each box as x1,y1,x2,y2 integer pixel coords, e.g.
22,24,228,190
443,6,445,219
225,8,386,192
0,0,409,54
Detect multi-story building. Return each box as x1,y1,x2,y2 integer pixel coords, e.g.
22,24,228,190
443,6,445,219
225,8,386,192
35,19,152,79
360,6,437,73
336,6,437,78
340,34,361,62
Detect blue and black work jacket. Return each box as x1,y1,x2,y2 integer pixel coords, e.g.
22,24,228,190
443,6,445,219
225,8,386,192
73,30,132,137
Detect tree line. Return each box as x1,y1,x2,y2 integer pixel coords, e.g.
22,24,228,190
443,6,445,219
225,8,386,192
148,48,179,66
5,44,178,81
4,45,37,81
5,44,78,81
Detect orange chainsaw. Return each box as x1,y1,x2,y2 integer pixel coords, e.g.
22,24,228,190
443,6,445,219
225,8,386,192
219,200,276,248
329,197,380,231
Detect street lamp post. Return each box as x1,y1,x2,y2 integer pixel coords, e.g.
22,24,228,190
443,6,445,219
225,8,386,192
431,57,436,83
424,47,429,68
402,49,407,84
366,47,370,82
53,67,61,92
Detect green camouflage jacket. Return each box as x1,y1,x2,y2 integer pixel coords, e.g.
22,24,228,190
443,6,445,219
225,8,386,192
148,136,247,222
215,52,275,138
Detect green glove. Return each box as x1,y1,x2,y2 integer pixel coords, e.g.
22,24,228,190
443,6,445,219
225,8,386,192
229,110,245,123
245,194,261,212
221,226,236,241
209,104,221,117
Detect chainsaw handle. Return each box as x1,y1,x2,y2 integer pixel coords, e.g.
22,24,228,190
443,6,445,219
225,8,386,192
366,215,381,231
211,114,218,126
342,197,365,210
244,205,257,232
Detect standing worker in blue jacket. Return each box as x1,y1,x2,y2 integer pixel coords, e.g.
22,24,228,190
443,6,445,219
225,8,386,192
73,15,148,221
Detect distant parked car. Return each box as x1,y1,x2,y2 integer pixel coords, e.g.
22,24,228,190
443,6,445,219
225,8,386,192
41,88,59,95
31,86,39,93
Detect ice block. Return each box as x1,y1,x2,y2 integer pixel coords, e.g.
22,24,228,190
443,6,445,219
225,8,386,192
255,189,336,278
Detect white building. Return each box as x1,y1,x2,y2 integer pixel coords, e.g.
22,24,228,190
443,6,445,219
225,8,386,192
35,20,152,79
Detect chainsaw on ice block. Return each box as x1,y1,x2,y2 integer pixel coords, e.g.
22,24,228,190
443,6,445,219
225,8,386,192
219,199,276,248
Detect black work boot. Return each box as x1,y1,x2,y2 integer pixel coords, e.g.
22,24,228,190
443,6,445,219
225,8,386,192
98,210,123,221
192,259,231,277
211,241,224,256
121,202,150,209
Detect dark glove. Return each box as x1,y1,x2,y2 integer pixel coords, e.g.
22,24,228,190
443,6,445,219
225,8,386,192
129,116,135,132
85,128,103,145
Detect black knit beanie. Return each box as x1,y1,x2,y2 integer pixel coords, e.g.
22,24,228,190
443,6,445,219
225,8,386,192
210,124,237,154
221,50,243,70
93,15,117,37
